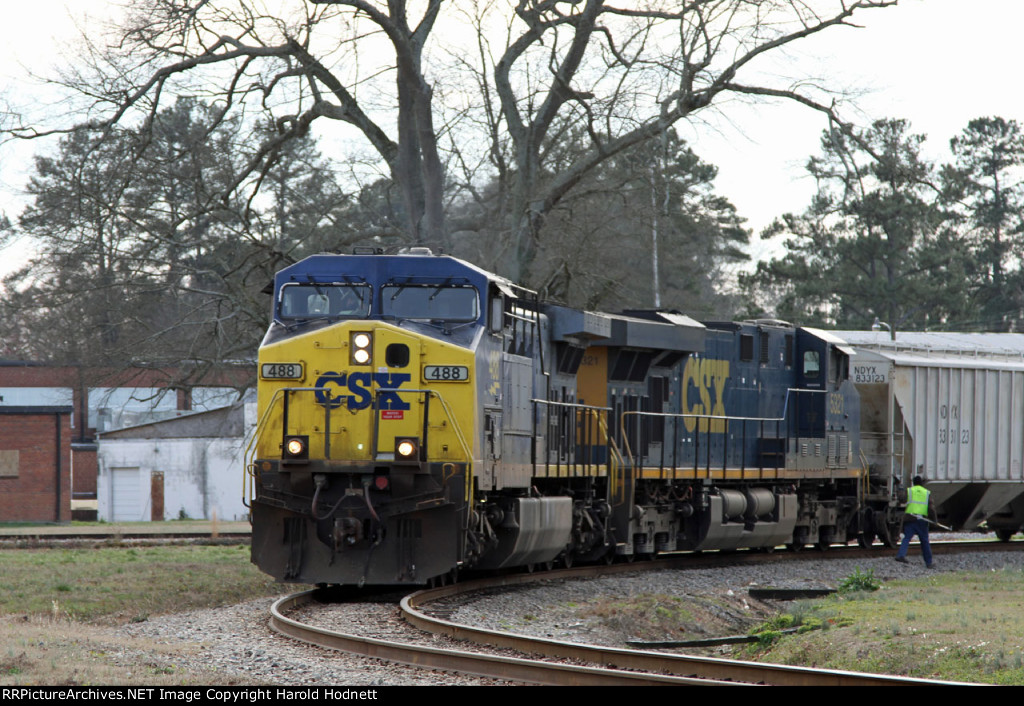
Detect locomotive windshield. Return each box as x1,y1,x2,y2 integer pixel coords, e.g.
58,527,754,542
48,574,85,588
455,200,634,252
381,284,479,322
279,283,371,320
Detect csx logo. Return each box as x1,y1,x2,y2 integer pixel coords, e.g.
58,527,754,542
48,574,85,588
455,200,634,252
828,393,844,416
682,357,729,433
314,372,411,410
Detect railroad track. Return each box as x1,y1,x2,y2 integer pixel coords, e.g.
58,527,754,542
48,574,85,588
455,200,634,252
272,590,728,685
268,544,1008,686
0,529,249,547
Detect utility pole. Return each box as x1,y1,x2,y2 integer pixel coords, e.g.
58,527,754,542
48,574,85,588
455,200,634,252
650,165,661,309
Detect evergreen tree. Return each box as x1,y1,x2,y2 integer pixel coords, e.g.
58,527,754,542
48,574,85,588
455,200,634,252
742,119,973,332
942,117,1024,330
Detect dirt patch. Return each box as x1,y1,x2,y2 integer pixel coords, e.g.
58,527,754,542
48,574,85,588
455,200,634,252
0,612,254,685
578,589,774,644
498,583,778,651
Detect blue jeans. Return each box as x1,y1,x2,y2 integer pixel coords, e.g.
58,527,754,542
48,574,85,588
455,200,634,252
897,517,933,566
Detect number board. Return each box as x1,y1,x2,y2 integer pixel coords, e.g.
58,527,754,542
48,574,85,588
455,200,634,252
261,362,304,380
852,364,889,384
423,365,469,382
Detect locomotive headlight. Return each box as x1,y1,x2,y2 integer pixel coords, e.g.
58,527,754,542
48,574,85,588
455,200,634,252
394,436,420,464
282,435,309,463
350,331,372,365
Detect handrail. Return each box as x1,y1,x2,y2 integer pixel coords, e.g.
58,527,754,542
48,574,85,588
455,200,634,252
600,410,624,480
530,398,622,478
243,385,473,507
242,386,301,506
617,386,827,426
617,387,830,471
375,387,473,465
243,386,327,466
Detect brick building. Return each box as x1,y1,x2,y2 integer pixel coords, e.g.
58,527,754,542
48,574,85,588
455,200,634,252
0,405,73,522
0,361,251,523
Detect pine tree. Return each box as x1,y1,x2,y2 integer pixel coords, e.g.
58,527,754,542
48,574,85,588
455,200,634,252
942,117,1024,330
742,119,973,332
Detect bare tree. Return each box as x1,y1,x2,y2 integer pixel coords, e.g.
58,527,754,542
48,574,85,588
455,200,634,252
2,99,358,377
459,0,898,280
10,0,897,283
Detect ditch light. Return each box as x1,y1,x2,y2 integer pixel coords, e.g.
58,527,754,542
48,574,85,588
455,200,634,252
394,436,420,464
282,435,309,463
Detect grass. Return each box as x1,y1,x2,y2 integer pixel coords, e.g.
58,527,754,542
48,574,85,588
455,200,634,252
561,565,1024,685
580,591,751,641
0,541,295,685
740,567,1024,684
582,593,697,639
6,542,1024,685
837,566,881,594
0,544,282,624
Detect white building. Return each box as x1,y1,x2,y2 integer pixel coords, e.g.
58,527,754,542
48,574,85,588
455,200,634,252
97,401,255,522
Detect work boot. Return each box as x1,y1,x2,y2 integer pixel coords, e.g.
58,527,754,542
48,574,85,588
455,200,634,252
894,556,908,564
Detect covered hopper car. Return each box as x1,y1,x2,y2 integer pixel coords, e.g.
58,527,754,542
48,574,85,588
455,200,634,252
246,250,881,587
838,331,1024,541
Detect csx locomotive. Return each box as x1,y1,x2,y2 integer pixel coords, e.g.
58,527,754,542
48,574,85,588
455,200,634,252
247,249,878,586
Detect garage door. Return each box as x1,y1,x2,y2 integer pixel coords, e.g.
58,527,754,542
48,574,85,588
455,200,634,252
111,467,142,521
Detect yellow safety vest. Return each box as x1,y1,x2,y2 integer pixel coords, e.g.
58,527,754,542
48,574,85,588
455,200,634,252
907,485,929,516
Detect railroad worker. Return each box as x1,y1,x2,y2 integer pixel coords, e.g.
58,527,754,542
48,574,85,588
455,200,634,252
895,475,934,568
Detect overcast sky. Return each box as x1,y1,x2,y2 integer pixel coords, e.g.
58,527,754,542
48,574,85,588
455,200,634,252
2,0,1022,265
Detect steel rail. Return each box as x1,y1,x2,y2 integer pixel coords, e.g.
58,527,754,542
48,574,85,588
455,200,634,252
269,546,995,686
398,564,982,687
269,590,739,686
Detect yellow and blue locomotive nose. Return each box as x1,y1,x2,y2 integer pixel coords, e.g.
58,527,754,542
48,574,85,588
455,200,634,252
256,320,473,468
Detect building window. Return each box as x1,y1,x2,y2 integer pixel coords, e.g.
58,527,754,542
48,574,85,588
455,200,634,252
0,450,19,477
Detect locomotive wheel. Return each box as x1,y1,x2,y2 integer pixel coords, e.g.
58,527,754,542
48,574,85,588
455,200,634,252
858,509,877,547
880,521,902,548
786,541,804,552
817,528,834,551
995,528,1017,542
858,526,877,548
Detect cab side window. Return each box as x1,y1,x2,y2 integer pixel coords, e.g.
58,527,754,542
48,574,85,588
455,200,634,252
803,351,820,378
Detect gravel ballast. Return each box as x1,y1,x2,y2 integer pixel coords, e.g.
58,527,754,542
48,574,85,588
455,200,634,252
119,549,1023,685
